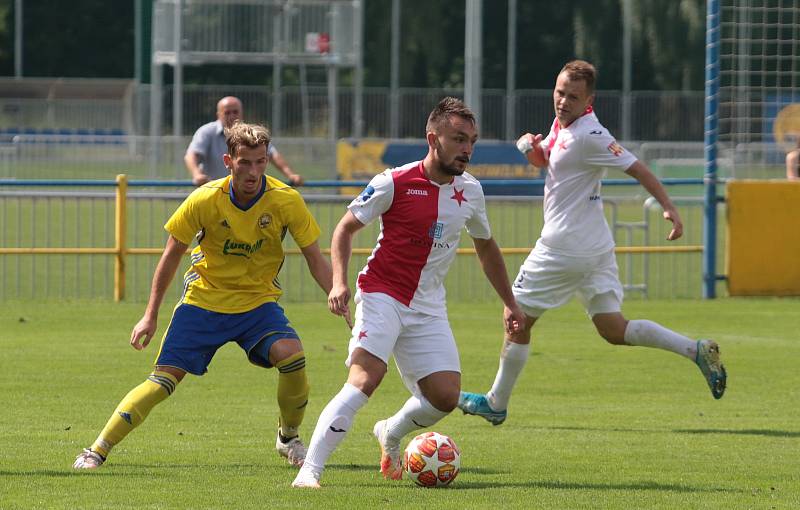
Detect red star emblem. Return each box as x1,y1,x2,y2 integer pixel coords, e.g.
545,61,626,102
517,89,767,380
558,139,568,151
358,330,368,340
451,187,467,207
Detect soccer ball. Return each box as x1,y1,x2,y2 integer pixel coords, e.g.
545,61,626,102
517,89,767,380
404,431,461,487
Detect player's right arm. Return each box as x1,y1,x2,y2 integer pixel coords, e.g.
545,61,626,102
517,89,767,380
130,235,188,351
328,211,365,320
516,133,549,168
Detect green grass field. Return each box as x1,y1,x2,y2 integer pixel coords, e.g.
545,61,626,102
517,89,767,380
1,298,798,509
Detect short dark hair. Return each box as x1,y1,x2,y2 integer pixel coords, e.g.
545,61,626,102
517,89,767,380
225,121,271,157
426,97,476,134
560,60,597,94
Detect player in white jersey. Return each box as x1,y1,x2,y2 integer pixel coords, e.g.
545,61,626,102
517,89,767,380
293,97,526,488
458,60,727,427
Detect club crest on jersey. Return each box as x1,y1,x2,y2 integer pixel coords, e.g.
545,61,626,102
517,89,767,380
429,221,444,239
258,214,272,228
357,185,375,204
607,142,624,156
450,187,467,206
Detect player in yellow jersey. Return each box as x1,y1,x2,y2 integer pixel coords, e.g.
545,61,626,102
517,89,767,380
73,121,335,470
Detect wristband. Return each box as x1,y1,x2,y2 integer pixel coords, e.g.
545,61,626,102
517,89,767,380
516,138,534,155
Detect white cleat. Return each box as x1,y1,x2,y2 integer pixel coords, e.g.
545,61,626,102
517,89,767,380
72,448,105,470
373,420,402,480
292,467,322,488
276,433,307,467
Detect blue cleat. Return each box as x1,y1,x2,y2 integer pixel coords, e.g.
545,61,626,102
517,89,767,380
458,391,507,425
695,339,727,399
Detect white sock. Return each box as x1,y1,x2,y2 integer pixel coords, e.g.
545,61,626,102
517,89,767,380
302,383,369,474
487,340,530,411
384,395,449,443
624,319,697,360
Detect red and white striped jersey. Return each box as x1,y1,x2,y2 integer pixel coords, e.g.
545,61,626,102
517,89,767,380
348,160,491,315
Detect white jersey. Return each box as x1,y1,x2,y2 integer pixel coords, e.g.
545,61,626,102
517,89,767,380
348,160,491,315
538,108,637,256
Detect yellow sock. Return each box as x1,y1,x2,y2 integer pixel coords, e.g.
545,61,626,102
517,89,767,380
275,352,309,438
91,371,179,457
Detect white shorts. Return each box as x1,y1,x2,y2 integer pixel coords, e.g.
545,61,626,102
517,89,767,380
512,242,623,318
346,292,460,395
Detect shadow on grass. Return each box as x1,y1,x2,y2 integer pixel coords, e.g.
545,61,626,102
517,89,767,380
673,428,800,438
0,470,145,477
327,464,508,475
449,480,742,493
532,425,800,438
344,479,742,493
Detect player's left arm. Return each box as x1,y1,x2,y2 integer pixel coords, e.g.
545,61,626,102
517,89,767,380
786,149,800,180
472,236,526,333
625,160,683,241
270,148,304,186
299,240,333,296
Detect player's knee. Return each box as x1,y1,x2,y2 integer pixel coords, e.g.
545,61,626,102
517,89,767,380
427,390,459,413
592,313,628,345
596,323,626,344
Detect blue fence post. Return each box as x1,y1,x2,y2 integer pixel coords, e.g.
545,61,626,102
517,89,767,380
703,0,720,299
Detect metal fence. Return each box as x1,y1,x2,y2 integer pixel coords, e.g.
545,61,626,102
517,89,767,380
4,134,783,185
1,84,706,143
0,182,709,303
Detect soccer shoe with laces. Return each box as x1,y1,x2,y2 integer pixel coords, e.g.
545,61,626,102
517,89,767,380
695,339,727,399
292,467,321,488
72,448,106,470
276,433,307,467
457,391,507,425
372,420,403,480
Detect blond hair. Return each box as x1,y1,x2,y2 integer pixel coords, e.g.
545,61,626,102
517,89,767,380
225,121,271,157
560,60,597,94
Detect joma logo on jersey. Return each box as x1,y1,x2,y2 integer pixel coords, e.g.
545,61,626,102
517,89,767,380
589,194,601,201
223,238,264,257
406,188,429,196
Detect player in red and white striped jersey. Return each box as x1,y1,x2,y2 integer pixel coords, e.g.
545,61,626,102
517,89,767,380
293,97,526,488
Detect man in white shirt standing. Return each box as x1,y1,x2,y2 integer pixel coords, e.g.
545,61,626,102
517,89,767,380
292,97,526,488
184,96,304,186
458,60,727,427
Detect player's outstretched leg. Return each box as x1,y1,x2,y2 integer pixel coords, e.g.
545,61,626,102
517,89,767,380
276,431,307,467
72,370,179,469
72,448,106,470
373,420,403,480
457,392,507,426
695,339,727,399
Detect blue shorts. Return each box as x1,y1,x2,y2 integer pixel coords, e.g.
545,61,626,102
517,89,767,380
155,302,300,375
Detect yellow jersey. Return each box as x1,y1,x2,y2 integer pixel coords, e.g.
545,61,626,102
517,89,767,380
165,175,321,313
